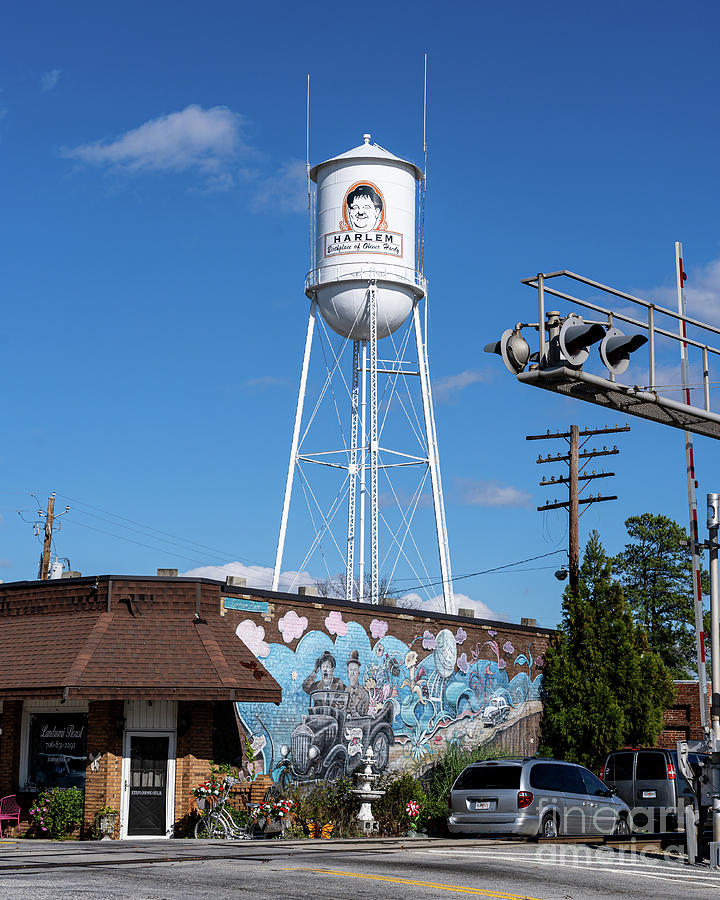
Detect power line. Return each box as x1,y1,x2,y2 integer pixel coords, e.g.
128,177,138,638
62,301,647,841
55,493,265,567
63,519,257,574
386,549,566,596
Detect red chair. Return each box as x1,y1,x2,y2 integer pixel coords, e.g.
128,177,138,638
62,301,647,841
0,795,21,838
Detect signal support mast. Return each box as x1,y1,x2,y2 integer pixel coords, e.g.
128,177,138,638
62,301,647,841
272,134,454,613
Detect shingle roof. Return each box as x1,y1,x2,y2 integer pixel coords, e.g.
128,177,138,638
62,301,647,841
0,581,281,703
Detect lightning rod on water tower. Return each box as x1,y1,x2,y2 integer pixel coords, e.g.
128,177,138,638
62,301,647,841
272,133,454,613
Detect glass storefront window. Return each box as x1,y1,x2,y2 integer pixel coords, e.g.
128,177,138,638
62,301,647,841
26,713,88,790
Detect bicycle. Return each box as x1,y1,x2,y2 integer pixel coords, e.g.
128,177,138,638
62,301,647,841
193,776,257,840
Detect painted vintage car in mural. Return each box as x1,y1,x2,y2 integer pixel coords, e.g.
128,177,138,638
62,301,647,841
481,696,510,727
234,608,545,783
275,689,394,785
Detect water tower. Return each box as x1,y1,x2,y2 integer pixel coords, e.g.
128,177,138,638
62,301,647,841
272,134,454,613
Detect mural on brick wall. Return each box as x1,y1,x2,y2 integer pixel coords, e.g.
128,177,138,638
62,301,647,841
235,610,543,785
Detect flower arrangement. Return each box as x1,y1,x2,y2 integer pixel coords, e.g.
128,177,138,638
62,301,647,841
92,805,118,839
250,798,295,823
405,800,421,832
190,779,222,800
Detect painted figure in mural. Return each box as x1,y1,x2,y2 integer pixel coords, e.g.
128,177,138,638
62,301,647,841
346,184,383,232
346,649,370,718
302,650,345,696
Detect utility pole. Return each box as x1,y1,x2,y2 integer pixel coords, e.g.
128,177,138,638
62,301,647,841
38,493,55,580
34,493,70,581
527,424,629,591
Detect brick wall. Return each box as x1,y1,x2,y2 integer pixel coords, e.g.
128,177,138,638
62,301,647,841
657,681,710,749
174,700,213,837
0,701,24,834
222,585,551,779
83,701,124,838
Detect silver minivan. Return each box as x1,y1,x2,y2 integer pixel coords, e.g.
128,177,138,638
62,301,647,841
448,758,632,837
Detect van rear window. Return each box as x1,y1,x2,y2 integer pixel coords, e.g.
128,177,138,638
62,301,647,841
454,766,521,790
605,752,633,781
636,752,666,781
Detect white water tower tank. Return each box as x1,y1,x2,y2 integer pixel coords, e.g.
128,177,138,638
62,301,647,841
307,134,425,341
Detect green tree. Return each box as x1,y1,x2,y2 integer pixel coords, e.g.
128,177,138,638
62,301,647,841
539,531,675,771
612,513,701,677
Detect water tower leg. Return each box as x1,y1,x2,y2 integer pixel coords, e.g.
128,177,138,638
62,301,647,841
369,281,379,604
272,299,317,591
412,298,455,615
358,342,368,602
345,341,360,601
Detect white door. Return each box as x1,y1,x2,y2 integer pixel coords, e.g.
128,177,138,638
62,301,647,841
120,731,176,839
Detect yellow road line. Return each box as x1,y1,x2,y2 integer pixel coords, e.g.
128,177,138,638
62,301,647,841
282,867,543,899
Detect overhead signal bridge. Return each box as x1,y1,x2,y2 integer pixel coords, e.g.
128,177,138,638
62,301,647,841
486,270,720,439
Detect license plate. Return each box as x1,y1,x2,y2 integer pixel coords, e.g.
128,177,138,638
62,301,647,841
475,801,494,810
641,790,656,799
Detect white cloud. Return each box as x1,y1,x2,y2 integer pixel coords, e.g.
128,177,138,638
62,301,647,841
180,560,316,593
397,591,507,622
61,105,248,187
455,477,532,508
40,69,62,92
647,256,720,326
251,159,307,213
433,369,488,404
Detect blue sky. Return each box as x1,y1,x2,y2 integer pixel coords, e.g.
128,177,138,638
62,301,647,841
2,1,720,629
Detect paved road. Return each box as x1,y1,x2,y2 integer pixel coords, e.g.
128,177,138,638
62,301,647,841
0,837,718,899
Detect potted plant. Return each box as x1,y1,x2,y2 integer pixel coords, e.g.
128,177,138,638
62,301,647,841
93,805,118,840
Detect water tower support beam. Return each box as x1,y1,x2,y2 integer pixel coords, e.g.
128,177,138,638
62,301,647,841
413,299,455,614
272,298,317,591
345,340,360,601
370,282,379,604
358,341,368,602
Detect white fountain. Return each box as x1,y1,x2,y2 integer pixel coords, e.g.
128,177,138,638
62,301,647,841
352,746,386,835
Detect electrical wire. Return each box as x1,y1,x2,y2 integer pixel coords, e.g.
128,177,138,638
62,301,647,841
385,548,566,596
62,519,222,567
54,493,263,566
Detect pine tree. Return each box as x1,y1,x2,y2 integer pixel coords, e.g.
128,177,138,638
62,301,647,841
539,531,675,771
612,513,700,677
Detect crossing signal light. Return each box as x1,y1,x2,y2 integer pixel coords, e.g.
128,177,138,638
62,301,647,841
558,315,606,366
599,327,648,375
484,329,531,374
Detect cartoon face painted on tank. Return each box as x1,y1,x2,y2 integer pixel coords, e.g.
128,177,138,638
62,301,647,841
345,183,384,231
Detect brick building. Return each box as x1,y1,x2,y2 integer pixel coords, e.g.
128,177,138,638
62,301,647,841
0,574,552,839
0,576,280,839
